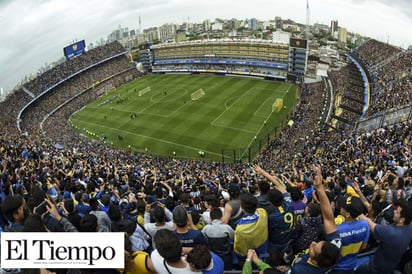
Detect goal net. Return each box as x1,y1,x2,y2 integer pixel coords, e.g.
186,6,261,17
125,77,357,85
272,98,284,113
191,89,205,101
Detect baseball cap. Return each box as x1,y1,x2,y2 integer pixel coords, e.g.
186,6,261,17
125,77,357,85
340,196,364,218
173,205,188,227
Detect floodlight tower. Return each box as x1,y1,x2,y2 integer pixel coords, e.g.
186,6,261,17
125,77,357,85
306,0,310,40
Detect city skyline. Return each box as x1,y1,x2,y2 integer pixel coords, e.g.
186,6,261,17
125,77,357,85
1,0,411,93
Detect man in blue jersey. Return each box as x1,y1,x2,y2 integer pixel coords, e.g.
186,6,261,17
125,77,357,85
281,165,342,274
354,201,412,274
253,165,294,266
330,196,370,273
173,205,207,250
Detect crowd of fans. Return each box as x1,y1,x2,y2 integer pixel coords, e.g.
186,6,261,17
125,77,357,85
352,39,412,118
0,38,411,274
355,39,402,69
365,50,412,118
256,80,328,170
328,58,365,134
19,56,136,137
152,63,287,79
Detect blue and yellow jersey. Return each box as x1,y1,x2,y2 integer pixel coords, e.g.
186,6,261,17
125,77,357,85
334,219,369,270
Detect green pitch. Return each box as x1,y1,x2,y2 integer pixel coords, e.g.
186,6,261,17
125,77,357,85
71,74,298,162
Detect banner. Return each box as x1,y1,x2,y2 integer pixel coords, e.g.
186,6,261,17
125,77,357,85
1,232,124,269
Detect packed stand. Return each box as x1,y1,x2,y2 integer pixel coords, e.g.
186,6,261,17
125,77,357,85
355,39,401,69
365,50,412,118
328,60,365,134
256,80,328,170
19,56,136,136
0,38,412,274
353,39,412,119
21,41,126,97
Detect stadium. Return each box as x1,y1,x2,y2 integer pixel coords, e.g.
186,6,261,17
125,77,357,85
66,38,305,162
1,30,412,273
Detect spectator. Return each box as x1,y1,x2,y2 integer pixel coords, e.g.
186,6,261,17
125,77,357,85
22,214,47,232
234,192,268,261
222,182,243,229
62,198,82,231
74,191,91,217
179,192,196,213
150,229,200,273
43,197,78,232
89,197,112,232
242,249,281,274
136,198,146,226
355,201,412,274
289,186,306,224
1,194,29,232
121,250,155,274
143,202,174,249
201,207,234,270
172,205,207,249
30,187,65,232
331,196,370,273
79,214,98,232
257,180,275,214
201,194,224,225
254,165,294,266
108,204,151,253
287,165,341,274
186,245,225,273
285,202,322,263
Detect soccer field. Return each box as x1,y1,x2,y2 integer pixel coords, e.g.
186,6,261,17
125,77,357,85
71,74,298,162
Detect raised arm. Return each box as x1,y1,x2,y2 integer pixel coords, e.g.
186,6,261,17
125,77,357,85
313,165,336,234
352,181,372,215
281,173,295,188
253,164,286,194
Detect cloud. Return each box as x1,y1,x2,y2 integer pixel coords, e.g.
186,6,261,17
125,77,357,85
350,0,412,19
0,0,411,93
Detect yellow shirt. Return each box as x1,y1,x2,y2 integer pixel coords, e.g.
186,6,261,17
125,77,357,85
118,251,154,274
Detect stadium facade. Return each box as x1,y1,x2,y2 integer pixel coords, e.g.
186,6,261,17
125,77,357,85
139,38,308,82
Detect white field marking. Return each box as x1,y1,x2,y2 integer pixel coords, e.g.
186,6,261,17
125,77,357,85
211,87,258,126
253,97,277,118
88,88,189,130
211,85,279,132
224,96,240,109
112,100,192,132
136,89,188,115
281,84,293,96
239,110,274,159
237,84,292,158
149,88,188,103
71,119,222,157
211,123,257,134
207,82,219,90
211,87,270,134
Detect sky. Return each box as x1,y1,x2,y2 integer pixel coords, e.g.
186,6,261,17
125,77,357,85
1,0,411,93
